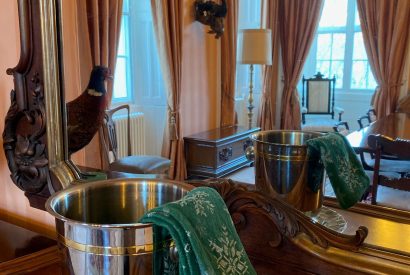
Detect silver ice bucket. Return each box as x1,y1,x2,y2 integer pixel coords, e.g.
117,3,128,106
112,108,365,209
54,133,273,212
248,130,325,212
46,178,193,274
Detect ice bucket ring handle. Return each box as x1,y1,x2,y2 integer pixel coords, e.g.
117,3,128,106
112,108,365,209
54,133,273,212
245,145,255,161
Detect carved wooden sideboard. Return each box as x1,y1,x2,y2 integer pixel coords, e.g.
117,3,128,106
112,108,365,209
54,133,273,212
204,180,410,274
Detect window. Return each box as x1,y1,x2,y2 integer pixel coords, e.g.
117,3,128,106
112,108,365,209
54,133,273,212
303,0,376,91
113,0,131,101
112,0,165,105
236,0,262,99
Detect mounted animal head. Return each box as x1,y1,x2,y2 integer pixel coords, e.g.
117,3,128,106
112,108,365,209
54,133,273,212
194,0,227,39
87,66,113,95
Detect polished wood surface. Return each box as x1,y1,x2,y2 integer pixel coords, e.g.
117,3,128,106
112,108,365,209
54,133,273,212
185,125,259,142
0,220,63,274
200,179,410,274
346,112,410,151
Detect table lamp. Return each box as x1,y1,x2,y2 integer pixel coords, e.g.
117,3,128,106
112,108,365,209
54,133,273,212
238,29,272,128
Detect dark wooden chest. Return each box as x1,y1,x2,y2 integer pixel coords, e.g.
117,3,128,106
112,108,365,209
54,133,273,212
184,126,260,178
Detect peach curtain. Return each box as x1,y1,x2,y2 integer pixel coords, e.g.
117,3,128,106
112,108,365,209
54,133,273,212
150,0,185,180
357,0,410,118
220,0,238,127
76,0,123,169
258,0,279,130
77,0,123,103
278,0,323,130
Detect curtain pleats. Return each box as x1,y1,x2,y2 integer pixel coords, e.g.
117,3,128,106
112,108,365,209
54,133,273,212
278,0,323,130
357,0,410,118
258,0,280,130
220,0,238,127
151,0,186,180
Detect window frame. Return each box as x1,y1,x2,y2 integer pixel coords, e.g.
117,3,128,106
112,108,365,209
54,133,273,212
112,1,133,103
303,0,376,93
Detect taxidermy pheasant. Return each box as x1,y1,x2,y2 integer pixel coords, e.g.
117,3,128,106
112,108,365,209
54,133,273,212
67,66,112,156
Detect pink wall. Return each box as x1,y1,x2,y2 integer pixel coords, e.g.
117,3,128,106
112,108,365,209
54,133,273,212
181,0,219,136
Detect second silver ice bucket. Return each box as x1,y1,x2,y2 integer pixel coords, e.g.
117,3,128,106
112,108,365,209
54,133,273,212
248,130,325,212
46,178,192,274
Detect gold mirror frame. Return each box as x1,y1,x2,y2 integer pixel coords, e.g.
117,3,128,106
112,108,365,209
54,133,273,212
41,0,78,188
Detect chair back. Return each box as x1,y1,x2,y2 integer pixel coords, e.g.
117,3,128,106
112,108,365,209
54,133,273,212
367,134,410,204
333,121,350,136
302,72,336,118
367,108,377,122
357,115,371,129
100,104,132,166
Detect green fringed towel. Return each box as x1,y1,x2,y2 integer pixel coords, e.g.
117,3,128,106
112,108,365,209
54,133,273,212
307,132,370,209
139,187,257,275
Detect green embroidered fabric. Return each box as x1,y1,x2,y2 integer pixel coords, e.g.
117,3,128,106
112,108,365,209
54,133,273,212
139,187,257,275
307,132,370,209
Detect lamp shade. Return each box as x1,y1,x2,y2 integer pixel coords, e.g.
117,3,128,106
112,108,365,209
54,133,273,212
238,29,272,65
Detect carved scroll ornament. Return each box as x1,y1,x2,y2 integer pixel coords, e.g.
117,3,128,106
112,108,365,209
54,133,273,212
3,73,49,194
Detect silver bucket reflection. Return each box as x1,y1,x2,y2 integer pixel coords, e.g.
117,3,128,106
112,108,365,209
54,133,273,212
248,130,325,212
46,178,192,275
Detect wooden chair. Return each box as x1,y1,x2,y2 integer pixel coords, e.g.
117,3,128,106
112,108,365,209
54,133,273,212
100,104,171,175
368,134,410,207
333,121,350,136
357,115,371,129
357,108,377,130
301,72,344,132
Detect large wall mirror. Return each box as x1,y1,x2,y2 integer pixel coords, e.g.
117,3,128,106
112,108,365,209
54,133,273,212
5,0,410,227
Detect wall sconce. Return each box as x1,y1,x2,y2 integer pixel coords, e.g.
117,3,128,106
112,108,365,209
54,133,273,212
238,29,272,129
194,0,227,39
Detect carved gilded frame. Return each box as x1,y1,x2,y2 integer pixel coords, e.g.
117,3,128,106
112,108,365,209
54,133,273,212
3,0,77,209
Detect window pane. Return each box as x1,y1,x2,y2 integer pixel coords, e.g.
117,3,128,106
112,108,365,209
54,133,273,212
353,32,367,59
236,0,262,98
354,7,360,27
238,0,261,29
319,0,348,28
332,33,345,59
117,17,127,56
351,60,367,89
317,34,331,60
113,57,128,99
367,66,377,89
316,60,330,77
331,60,344,88
123,0,129,13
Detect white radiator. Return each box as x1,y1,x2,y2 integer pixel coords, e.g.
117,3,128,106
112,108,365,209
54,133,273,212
113,112,146,158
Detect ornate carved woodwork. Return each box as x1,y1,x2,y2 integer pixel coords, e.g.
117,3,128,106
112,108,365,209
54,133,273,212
193,179,410,274
3,0,52,208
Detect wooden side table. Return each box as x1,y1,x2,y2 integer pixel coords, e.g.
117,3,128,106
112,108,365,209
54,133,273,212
184,125,260,178
0,220,63,274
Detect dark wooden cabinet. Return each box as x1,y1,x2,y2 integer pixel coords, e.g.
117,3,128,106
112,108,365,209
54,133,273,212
184,126,260,178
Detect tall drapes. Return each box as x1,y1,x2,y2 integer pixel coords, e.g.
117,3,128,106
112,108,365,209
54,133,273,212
258,0,279,130
77,0,123,103
278,0,323,130
357,0,410,118
150,0,185,180
220,0,238,127
76,0,123,168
